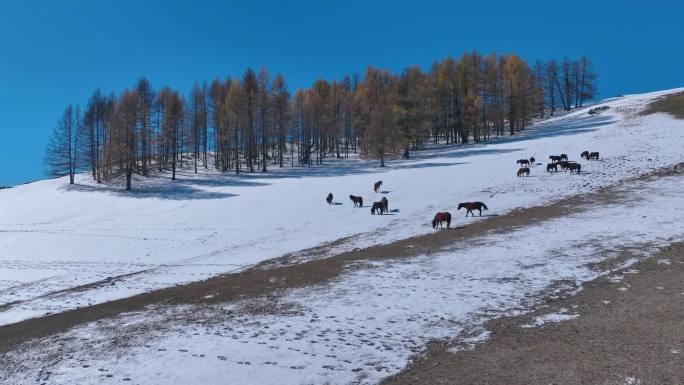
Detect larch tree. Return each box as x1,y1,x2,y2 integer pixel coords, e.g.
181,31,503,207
45,52,598,188
45,105,79,184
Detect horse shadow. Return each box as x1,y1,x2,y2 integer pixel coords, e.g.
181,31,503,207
380,190,392,194
333,202,343,206
481,214,499,217
389,209,400,213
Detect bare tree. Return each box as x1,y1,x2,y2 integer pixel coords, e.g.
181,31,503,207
45,105,78,184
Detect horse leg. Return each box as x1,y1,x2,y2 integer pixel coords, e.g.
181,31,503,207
479,208,482,216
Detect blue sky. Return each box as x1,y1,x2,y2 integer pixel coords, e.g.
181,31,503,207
1,0,682,186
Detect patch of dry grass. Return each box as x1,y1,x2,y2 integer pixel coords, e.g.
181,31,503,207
643,91,684,119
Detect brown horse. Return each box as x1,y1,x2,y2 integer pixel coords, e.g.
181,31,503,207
549,155,562,163
517,167,530,177
326,193,333,205
558,161,571,171
560,153,568,161
381,196,389,213
432,212,451,229
581,150,590,159
516,159,530,167
529,156,536,164
458,201,488,217
566,163,581,174
371,201,385,215
374,180,383,193
349,194,363,207
589,151,600,160
547,163,558,172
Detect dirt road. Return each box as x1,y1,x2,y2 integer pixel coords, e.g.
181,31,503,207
383,242,684,385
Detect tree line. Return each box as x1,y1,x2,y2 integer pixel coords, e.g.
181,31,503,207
45,52,597,189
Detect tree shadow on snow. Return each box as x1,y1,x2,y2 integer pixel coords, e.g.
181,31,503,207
65,180,239,201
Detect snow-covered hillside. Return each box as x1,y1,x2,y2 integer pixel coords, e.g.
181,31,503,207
1,88,683,325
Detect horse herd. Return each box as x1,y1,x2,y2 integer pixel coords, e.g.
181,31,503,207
327,149,601,230
327,181,391,215
326,179,489,230
516,150,601,177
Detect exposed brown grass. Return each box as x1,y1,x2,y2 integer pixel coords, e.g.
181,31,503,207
642,91,684,119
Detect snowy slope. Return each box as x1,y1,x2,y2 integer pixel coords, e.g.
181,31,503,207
4,166,684,385
1,88,683,325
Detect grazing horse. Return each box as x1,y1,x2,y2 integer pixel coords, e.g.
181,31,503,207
589,152,600,160
326,193,333,205
517,167,530,177
549,155,562,163
560,153,568,161
547,163,558,172
458,201,488,217
374,180,383,193
558,161,571,171
432,212,452,229
371,201,385,215
381,196,389,213
581,150,590,159
517,159,530,167
529,156,536,164
349,194,363,207
566,163,581,174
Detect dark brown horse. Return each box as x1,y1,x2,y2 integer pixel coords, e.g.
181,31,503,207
517,167,530,177
566,163,581,174
326,193,333,205
432,212,452,229
547,163,558,172
549,155,562,163
589,151,600,160
374,180,383,193
349,195,363,207
458,201,488,217
529,156,536,164
516,159,530,167
381,196,389,213
371,201,385,215
560,153,568,161
581,150,590,159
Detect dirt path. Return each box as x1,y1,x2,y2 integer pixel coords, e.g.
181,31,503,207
1,163,682,353
382,242,684,385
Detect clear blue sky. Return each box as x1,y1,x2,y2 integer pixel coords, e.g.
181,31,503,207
1,0,682,186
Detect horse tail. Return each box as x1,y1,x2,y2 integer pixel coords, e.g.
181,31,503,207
481,202,488,211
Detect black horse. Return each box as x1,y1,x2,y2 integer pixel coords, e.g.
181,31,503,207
560,153,568,161
381,196,389,213
566,163,582,174
457,201,489,217
371,201,385,215
581,150,590,159
589,152,600,160
349,194,363,207
547,163,558,172
326,193,333,205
